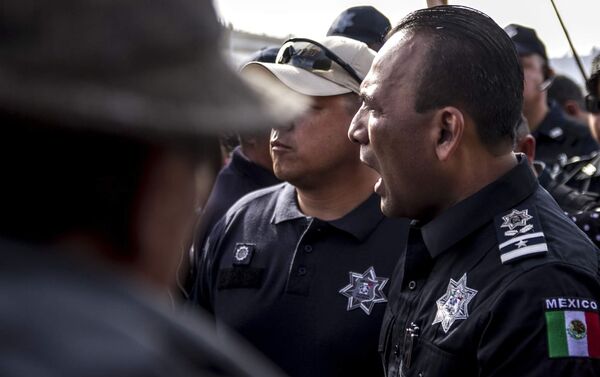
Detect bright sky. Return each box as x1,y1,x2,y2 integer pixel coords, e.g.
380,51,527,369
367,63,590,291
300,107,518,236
213,0,598,59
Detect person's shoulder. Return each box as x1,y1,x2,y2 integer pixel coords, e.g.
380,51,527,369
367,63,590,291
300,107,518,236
490,186,599,274
226,182,287,214
212,182,289,231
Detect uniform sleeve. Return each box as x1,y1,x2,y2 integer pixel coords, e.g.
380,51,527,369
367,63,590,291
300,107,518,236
478,262,600,376
189,217,228,313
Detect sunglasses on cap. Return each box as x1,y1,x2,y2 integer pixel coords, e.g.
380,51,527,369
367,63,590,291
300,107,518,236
586,94,600,114
276,38,362,85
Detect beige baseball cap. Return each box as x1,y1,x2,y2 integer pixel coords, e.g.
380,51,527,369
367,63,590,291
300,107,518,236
242,36,375,97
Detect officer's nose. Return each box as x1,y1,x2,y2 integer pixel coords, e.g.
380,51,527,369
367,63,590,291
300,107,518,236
271,122,294,140
348,107,369,145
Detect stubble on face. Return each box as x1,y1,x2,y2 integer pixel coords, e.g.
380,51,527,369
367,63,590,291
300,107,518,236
270,95,359,189
361,32,438,219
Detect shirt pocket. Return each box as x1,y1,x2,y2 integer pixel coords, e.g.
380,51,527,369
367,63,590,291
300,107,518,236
216,267,265,290
410,339,471,377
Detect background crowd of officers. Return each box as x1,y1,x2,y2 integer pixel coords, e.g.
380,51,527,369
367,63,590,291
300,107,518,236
1,0,600,376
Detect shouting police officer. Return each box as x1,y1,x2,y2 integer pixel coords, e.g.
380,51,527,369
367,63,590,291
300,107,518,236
191,36,409,377
349,6,600,376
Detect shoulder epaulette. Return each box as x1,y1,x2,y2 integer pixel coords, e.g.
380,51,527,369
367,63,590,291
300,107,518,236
494,205,548,264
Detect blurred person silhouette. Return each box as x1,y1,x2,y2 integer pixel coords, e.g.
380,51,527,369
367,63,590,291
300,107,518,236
555,54,600,194
506,24,597,165
0,0,302,376
548,75,590,128
588,53,600,140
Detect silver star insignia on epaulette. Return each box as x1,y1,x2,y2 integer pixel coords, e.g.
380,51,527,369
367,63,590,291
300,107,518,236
432,273,478,333
501,208,533,236
339,266,388,315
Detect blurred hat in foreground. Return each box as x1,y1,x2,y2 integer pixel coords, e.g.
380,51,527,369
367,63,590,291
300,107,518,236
0,0,305,143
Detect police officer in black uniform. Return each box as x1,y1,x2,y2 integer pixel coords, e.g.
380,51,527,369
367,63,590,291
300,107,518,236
556,53,600,194
505,24,597,166
183,47,282,297
349,6,600,376
191,36,409,377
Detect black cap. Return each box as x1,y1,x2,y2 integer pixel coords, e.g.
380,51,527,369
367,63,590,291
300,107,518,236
248,46,280,64
505,24,548,62
327,6,390,51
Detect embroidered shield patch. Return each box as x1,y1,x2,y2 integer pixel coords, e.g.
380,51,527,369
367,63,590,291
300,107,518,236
232,243,255,265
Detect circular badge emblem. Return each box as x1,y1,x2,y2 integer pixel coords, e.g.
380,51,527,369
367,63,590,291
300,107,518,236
567,319,587,340
235,246,249,261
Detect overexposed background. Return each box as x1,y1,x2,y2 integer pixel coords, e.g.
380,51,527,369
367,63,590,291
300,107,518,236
215,0,598,84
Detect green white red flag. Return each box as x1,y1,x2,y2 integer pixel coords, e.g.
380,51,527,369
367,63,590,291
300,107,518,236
546,310,600,358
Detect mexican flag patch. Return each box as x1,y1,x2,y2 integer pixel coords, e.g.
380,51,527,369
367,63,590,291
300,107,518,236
545,301,600,358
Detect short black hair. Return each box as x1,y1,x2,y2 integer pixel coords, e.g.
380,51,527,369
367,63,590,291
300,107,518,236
548,75,585,108
388,6,524,152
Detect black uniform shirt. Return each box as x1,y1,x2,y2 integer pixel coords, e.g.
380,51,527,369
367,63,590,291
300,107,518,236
185,147,281,295
192,183,409,377
196,146,281,243
381,156,600,377
533,101,598,166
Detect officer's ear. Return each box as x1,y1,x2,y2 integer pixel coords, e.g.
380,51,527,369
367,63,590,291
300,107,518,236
515,134,536,164
564,100,582,117
433,107,464,162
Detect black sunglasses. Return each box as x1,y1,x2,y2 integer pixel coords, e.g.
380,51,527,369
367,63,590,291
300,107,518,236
586,94,600,114
276,38,362,84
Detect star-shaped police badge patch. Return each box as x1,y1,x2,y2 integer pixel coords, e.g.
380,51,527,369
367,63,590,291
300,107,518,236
500,208,533,236
339,266,388,315
432,273,477,333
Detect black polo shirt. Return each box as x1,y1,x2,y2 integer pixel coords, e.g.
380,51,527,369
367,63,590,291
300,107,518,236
192,183,409,377
196,146,281,243
533,101,597,166
184,147,281,294
381,156,600,377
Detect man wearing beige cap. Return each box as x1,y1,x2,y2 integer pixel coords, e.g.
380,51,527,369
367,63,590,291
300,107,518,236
190,36,409,377
0,0,296,376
